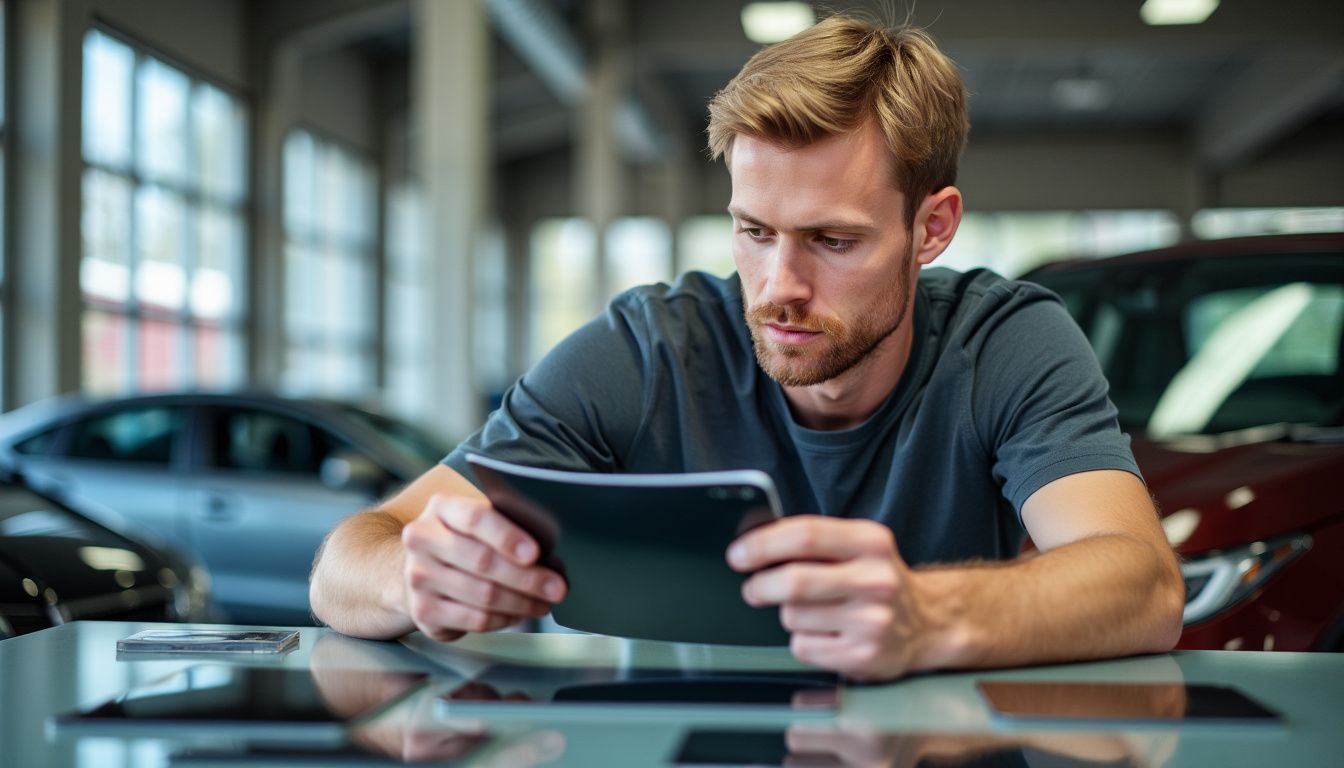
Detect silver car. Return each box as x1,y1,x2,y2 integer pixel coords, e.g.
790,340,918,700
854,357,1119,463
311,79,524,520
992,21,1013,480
0,392,450,625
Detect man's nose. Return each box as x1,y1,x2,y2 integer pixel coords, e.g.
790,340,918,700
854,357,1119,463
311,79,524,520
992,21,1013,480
763,237,812,308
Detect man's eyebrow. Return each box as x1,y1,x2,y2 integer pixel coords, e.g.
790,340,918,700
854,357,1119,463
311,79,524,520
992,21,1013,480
727,207,765,226
728,207,877,233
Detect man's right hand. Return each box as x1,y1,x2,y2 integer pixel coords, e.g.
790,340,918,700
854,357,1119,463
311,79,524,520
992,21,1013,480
400,494,568,641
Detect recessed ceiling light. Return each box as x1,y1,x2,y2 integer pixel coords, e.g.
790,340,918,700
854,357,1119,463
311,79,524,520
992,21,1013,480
741,2,815,44
1140,0,1220,26
1052,77,1114,112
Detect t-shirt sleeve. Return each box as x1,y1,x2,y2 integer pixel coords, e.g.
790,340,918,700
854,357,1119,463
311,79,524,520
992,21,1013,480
443,299,649,487
970,285,1142,516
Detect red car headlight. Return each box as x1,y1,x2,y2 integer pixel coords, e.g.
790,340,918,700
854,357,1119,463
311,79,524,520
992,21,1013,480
1181,534,1312,625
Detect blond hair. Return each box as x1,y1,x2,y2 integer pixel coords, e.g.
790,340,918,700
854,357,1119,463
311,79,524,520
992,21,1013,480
707,15,969,226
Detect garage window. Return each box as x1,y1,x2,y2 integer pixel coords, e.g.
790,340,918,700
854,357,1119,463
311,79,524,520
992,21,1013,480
80,29,249,395
281,130,378,398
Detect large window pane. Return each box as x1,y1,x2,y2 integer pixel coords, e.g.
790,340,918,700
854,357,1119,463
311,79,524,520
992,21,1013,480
283,132,316,236
529,218,596,365
282,130,378,398
606,217,672,298
335,153,377,247
1192,208,1344,239
385,183,434,417
193,325,244,388
192,84,247,204
82,31,133,169
678,215,736,278
82,310,129,394
136,58,189,185
326,251,374,342
193,207,243,320
282,347,372,398
81,29,249,395
134,186,188,311
938,210,1180,276
473,226,509,395
325,348,373,395
138,315,186,390
81,169,133,304
284,244,321,340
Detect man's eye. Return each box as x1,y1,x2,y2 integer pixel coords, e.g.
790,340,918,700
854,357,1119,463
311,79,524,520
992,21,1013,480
820,236,854,252
742,227,766,239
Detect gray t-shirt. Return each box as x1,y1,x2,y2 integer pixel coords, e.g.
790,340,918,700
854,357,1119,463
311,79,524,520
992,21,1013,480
445,267,1140,565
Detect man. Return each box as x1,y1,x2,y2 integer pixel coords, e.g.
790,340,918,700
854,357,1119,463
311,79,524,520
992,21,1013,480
310,16,1183,682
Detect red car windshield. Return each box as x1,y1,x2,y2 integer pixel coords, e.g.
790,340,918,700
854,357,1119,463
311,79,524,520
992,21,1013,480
1030,250,1344,436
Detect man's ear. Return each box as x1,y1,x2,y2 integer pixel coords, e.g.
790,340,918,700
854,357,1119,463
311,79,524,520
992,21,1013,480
912,186,963,266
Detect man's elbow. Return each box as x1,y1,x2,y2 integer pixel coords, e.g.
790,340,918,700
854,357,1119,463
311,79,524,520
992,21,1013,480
308,547,338,631
308,534,361,637
1146,553,1186,653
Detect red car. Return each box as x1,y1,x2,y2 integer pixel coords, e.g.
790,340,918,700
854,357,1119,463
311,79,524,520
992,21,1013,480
1026,233,1344,652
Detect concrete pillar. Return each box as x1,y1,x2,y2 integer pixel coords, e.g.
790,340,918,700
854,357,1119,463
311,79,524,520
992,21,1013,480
250,41,301,387
576,0,627,310
1177,160,1217,241
9,0,90,409
663,155,689,277
504,212,531,382
413,0,490,438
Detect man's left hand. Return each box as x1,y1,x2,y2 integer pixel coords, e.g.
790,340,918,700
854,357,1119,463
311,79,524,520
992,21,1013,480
727,516,931,681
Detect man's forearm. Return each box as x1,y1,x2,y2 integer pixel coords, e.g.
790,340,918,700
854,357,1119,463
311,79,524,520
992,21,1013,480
907,533,1185,672
310,510,414,639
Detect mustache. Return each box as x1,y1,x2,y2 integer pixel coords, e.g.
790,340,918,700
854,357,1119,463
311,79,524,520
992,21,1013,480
745,303,843,336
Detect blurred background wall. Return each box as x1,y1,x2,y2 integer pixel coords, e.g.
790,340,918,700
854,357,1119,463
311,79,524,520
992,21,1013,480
3,0,1342,443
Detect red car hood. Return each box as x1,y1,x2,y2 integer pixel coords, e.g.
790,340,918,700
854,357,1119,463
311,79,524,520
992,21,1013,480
1131,432,1344,554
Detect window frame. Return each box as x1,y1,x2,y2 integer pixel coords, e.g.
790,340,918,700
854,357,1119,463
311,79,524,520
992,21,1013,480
280,125,382,398
79,24,251,395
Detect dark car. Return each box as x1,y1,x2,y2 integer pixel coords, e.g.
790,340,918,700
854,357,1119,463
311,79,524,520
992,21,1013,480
0,468,209,637
1027,233,1344,652
0,392,450,626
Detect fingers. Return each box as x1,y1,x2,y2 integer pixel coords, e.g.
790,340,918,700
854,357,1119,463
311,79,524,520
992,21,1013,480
413,564,552,618
402,499,567,603
789,631,889,681
401,495,568,640
406,588,519,638
417,526,566,602
743,558,900,606
786,725,901,768
779,602,896,641
431,495,542,565
778,602,847,634
727,516,898,571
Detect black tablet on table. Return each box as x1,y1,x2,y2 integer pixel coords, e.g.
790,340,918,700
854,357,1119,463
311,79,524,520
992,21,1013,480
977,680,1282,724
465,453,788,646
51,664,429,743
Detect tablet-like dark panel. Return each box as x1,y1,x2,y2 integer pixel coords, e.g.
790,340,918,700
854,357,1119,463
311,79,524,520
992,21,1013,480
468,455,789,645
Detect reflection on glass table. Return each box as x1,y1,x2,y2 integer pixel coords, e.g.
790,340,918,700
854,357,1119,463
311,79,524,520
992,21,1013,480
674,725,1180,768
306,631,564,766
53,662,427,744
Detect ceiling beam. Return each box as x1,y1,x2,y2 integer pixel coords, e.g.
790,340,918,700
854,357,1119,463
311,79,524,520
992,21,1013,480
487,0,669,162
1196,52,1344,170
630,0,1344,54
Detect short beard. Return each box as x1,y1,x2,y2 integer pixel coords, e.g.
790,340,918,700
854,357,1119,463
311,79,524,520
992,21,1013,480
743,263,911,387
